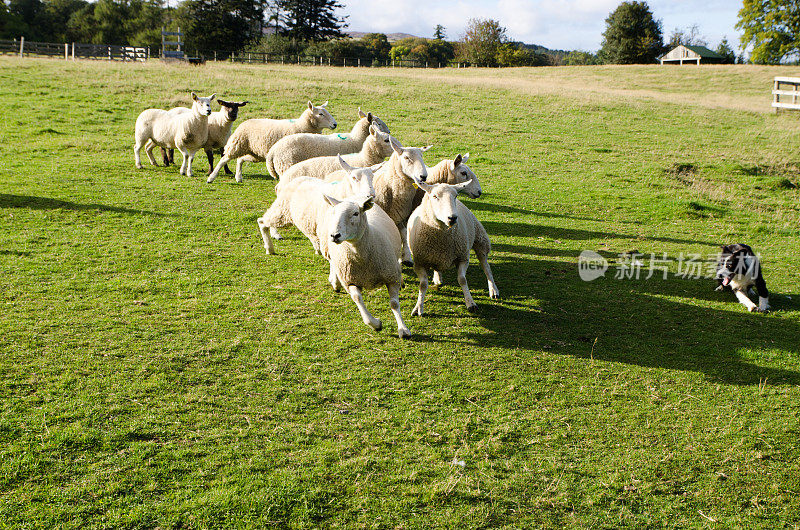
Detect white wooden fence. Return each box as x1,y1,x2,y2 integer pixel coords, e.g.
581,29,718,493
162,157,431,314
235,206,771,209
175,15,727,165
772,77,800,113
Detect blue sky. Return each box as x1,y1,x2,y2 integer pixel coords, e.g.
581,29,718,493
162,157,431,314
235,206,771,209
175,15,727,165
341,0,742,52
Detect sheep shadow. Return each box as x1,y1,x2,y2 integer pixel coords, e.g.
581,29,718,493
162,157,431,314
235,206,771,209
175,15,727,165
428,254,800,386
0,194,170,217
481,219,714,246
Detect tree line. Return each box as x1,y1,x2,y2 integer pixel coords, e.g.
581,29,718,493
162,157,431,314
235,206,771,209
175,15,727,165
2,0,798,66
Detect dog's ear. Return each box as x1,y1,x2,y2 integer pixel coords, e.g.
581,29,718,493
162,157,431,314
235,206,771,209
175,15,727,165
729,243,750,254
720,245,732,254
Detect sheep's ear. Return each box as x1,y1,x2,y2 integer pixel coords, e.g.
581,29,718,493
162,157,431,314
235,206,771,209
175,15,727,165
453,179,473,193
321,100,329,107
369,124,377,136
209,93,216,100
217,99,229,107
367,112,373,124
421,145,433,152
358,107,366,118
323,193,340,207
337,154,354,173
308,100,314,110
390,136,404,155
461,152,470,163
416,178,433,193
369,161,385,172
452,153,463,170
191,92,198,101
240,101,249,106
360,196,374,211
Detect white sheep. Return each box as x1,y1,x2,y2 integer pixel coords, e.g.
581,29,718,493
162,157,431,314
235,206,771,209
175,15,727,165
413,153,483,286
265,108,390,179
133,92,215,178
257,156,376,256
160,99,249,175
407,180,499,315
278,125,395,184
207,101,337,183
368,136,431,264
323,194,411,338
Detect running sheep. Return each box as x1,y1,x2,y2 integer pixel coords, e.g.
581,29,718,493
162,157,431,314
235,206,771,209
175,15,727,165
265,108,390,179
161,99,249,175
407,180,500,315
133,92,215,178
257,156,376,256
278,125,395,184
323,194,411,339
207,101,337,183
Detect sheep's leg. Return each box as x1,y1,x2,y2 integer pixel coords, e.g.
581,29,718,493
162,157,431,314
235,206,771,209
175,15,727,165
205,149,214,174
328,262,342,292
221,148,234,175
178,147,194,177
161,147,171,166
388,283,411,338
257,216,276,255
234,157,249,183
348,285,382,331
476,250,500,299
400,224,413,266
432,270,443,286
411,264,429,317
133,140,145,169
144,140,158,166
207,154,232,183
457,261,477,312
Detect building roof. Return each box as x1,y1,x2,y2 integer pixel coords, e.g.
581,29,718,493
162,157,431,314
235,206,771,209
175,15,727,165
680,45,724,59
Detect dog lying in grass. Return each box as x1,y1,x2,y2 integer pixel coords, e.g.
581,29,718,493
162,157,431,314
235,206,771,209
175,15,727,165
715,243,770,313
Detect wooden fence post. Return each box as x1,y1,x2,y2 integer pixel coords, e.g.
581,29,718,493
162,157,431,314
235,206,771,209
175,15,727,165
19,36,24,58
72,42,75,60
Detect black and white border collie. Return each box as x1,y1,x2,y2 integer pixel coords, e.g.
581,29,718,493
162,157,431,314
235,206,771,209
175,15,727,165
715,243,770,313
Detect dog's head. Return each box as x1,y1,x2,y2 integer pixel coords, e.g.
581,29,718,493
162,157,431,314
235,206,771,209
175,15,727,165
716,243,755,286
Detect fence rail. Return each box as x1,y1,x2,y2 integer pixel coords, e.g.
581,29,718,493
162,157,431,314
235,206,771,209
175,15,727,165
227,50,471,68
3,38,148,61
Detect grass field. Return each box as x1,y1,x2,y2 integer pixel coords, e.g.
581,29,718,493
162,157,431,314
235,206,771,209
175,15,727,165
1,57,800,528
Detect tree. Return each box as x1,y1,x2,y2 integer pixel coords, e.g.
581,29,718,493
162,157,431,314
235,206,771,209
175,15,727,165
715,37,736,64
599,1,663,64
737,0,800,64
495,42,551,67
456,17,506,66
433,24,445,40
668,23,707,47
177,0,264,55
279,0,347,41
390,36,454,65
564,50,600,65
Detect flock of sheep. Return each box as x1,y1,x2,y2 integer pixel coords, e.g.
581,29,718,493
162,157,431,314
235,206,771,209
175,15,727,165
133,93,499,338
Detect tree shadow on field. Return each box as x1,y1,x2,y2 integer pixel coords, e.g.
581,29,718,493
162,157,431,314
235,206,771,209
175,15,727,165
432,254,800,386
481,219,714,246
0,194,170,217
465,198,612,224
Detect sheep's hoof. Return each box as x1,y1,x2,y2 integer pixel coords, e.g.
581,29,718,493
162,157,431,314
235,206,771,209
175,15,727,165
206,176,215,184
135,163,143,169
223,168,234,176
373,321,383,331
402,260,414,267
235,176,243,183
467,304,478,313
411,305,423,317
398,329,411,339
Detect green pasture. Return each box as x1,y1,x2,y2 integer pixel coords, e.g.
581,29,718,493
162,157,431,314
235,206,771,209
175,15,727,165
1,58,799,528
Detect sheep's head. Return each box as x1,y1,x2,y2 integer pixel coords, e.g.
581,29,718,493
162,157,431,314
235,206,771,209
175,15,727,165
218,99,248,121
338,155,376,197
359,107,390,134
191,92,216,116
324,194,374,244
390,137,430,183
308,100,337,130
367,125,395,159
448,153,481,199
416,180,473,228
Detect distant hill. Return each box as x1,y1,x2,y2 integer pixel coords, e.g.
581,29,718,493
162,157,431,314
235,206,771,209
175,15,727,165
348,31,420,43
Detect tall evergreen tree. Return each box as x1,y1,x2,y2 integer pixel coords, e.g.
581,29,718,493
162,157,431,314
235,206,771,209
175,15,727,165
280,0,347,41
177,0,264,54
599,1,663,64
433,24,445,40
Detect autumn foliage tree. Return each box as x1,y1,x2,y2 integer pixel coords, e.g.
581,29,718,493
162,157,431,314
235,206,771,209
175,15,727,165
737,0,800,64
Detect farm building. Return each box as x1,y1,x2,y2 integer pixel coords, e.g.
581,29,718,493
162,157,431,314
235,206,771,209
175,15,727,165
659,45,725,65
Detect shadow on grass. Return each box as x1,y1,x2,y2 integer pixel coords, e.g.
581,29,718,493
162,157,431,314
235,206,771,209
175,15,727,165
425,254,800,386
0,194,170,217
0,250,31,257
482,219,713,246
465,198,613,223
